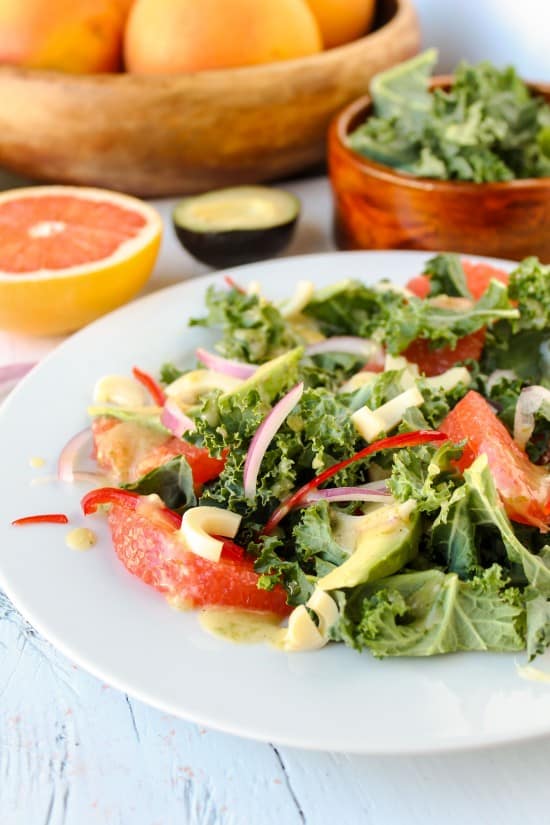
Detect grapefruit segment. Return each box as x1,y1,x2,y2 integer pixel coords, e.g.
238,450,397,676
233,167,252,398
461,261,509,300
404,328,486,376
404,260,509,375
92,416,225,486
441,390,550,530
406,260,509,300
108,503,291,615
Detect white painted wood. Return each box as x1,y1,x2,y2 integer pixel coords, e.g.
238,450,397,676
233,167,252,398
0,592,304,825
2,172,550,825
280,741,550,825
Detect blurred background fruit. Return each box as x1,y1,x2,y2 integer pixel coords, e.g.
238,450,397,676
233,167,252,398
172,186,301,267
124,0,322,74
0,0,420,195
304,0,376,48
0,185,162,334
0,0,132,73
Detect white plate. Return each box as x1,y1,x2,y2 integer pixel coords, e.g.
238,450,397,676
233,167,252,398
1,250,549,755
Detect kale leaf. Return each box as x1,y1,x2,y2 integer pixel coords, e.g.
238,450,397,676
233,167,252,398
422,253,472,299
123,455,197,512
192,370,363,523
332,565,525,657
190,285,300,363
526,590,550,661
463,456,550,594
252,534,314,607
481,258,550,385
304,277,516,355
388,440,464,514
292,500,349,570
159,362,184,384
348,54,550,182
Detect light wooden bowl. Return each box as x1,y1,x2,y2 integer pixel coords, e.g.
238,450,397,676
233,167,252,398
329,77,550,262
0,0,419,197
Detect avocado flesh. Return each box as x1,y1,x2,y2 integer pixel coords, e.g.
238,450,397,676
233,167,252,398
187,347,304,427
317,501,421,591
172,186,300,268
218,347,303,412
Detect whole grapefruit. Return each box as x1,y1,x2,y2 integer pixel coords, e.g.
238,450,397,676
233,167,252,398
124,0,322,74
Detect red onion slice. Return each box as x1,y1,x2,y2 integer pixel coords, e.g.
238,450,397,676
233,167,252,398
243,382,304,499
514,386,550,449
305,337,382,361
196,347,257,379
58,428,94,482
0,361,36,390
161,398,196,437
305,481,392,505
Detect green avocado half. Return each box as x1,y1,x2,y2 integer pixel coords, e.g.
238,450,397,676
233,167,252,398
172,186,300,268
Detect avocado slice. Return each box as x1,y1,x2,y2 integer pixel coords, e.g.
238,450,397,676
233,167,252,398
172,186,300,268
218,346,303,413
317,500,420,591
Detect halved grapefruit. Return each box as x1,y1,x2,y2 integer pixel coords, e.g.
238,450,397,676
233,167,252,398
0,185,162,335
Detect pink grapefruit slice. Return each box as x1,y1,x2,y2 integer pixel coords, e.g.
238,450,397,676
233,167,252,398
0,185,162,335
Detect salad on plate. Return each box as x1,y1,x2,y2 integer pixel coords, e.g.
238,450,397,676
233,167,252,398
44,253,550,659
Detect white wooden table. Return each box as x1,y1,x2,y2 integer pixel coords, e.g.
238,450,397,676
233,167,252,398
2,173,550,825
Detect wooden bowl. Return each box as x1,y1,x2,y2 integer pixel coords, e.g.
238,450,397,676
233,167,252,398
0,0,419,198
328,78,550,262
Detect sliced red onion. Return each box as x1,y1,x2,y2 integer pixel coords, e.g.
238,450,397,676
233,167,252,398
486,369,517,393
0,361,36,390
161,398,196,437
195,347,257,379
305,337,382,361
58,428,93,482
304,480,392,505
243,382,304,499
514,386,550,450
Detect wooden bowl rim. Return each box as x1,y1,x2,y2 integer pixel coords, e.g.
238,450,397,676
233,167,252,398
0,0,414,87
331,75,550,192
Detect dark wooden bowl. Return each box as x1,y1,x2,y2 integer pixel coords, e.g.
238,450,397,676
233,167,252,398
0,0,419,197
328,77,550,262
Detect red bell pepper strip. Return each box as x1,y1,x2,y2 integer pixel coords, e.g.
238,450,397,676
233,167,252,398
82,488,245,561
215,538,245,562
263,429,448,534
12,513,69,526
224,274,246,294
82,487,182,530
132,366,166,407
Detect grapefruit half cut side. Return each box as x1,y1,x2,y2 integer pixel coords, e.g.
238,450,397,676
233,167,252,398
0,186,162,335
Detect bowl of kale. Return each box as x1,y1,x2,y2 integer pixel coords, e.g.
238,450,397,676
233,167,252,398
328,49,550,261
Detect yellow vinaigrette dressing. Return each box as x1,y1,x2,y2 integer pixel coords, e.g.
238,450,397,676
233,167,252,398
199,608,287,647
65,527,97,551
